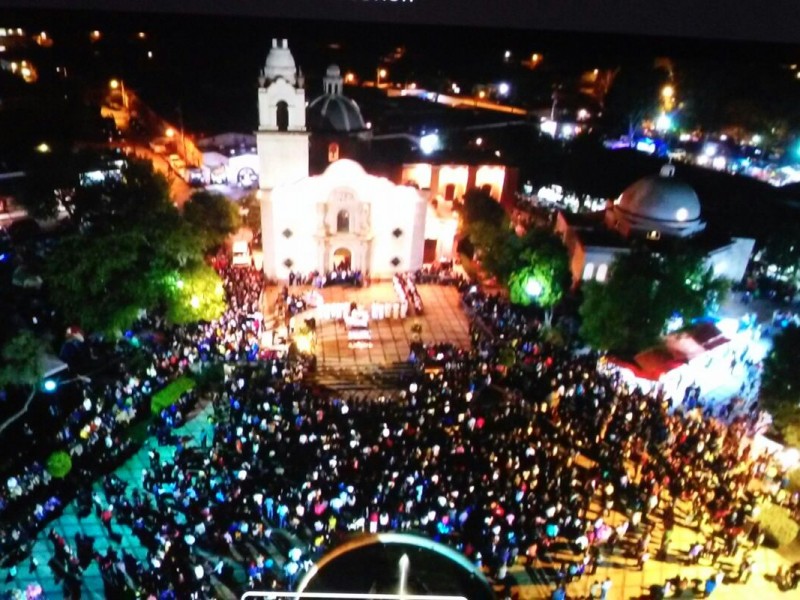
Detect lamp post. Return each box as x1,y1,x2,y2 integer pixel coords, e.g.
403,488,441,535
398,554,410,600
109,78,128,110
0,375,90,436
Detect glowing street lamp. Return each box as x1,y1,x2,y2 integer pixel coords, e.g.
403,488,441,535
42,379,57,393
661,85,675,100
525,277,543,299
165,127,176,138
655,113,673,132
498,82,510,96
36,142,50,153
109,78,129,109
398,554,410,599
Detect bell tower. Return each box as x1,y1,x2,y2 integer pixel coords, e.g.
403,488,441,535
257,39,310,278
256,38,309,190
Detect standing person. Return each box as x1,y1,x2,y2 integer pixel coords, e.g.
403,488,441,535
551,583,566,600
600,576,612,600
589,580,602,599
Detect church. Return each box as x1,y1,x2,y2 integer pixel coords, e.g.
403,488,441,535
257,39,430,280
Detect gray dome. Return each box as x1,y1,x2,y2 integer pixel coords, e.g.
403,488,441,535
611,167,706,238
618,175,701,223
307,94,366,133
325,64,341,77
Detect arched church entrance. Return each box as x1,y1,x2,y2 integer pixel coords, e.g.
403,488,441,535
332,247,352,271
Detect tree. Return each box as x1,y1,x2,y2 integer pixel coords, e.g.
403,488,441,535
579,248,728,354
0,330,46,390
183,191,241,250
19,152,172,229
460,188,524,282
40,157,206,335
604,60,670,139
462,188,506,230
507,231,570,326
240,191,262,234
761,325,800,447
165,263,227,325
761,222,800,280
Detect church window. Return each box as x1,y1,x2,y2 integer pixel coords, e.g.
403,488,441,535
390,257,401,267
283,258,294,268
596,264,608,282
582,262,595,280
392,227,403,238
282,228,293,239
337,210,350,233
276,101,289,132
328,142,340,163
444,183,456,201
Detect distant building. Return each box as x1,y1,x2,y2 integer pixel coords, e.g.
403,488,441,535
555,164,755,287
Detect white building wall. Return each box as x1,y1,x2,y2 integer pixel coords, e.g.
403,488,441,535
705,237,756,283
256,134,309,190
263,160,426,280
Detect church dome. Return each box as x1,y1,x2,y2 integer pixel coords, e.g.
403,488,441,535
612,165,705,237
307,94,366,133
263,39,297,84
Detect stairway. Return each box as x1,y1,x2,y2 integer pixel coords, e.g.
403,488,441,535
312,361,418,396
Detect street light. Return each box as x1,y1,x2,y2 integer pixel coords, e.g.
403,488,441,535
525,277,543,299
109,78,129,109
165,127,176,138
661,85,675,99
398,554,410,600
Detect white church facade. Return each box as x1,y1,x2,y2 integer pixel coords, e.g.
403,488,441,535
257,39,430,280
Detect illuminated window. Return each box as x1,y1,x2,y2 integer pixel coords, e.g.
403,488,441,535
328,142,339,162
337,210,350,233
596,264,608,282
276,101,289,132
582,263,595,280
646,230,661,240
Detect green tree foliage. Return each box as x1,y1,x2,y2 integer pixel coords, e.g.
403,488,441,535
760,222,800,279
762,325,800,446
46,450,73,479
462,188,506,229
166,263,227,325
183,191,241,250
461,188,523,283
20,152,173,229
240,192,262,234
42,159,206,335
0,330,46,389
579,248,728,354
507,231,570,325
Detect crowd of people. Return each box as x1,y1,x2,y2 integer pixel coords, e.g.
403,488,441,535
2,269,799,600
288,267,366,289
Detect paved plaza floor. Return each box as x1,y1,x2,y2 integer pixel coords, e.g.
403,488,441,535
264,283,471,393
310,283,471,368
